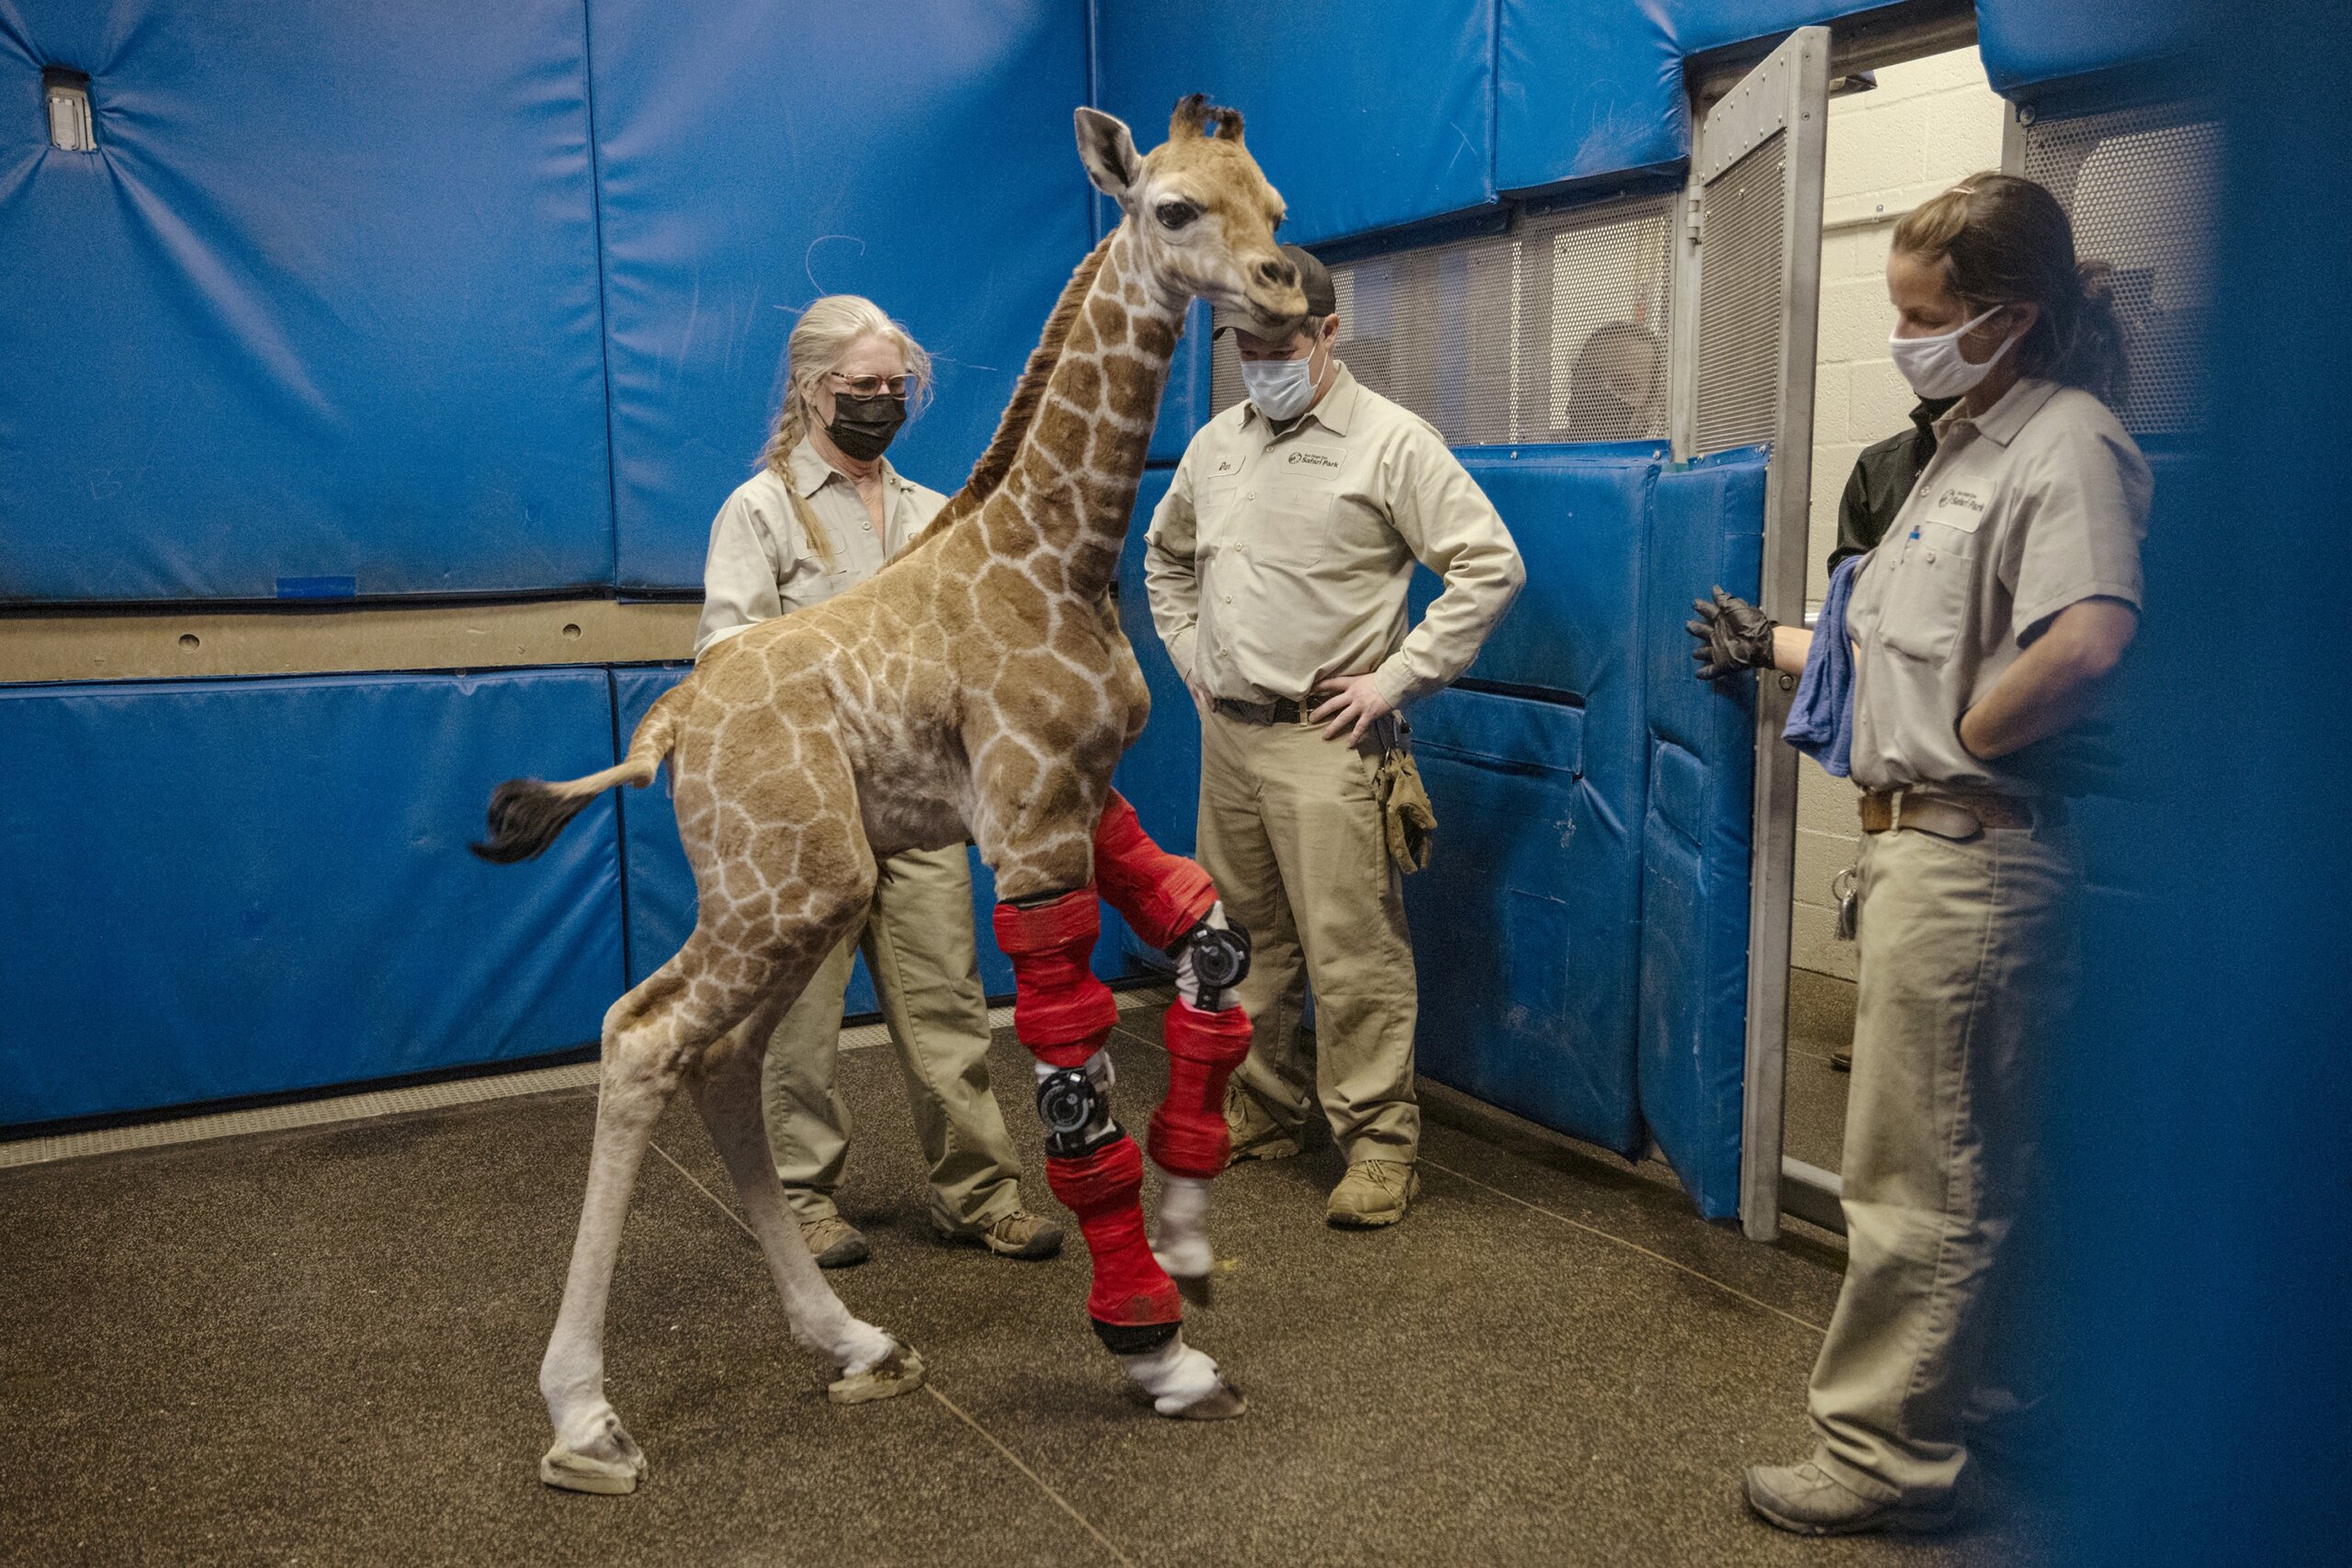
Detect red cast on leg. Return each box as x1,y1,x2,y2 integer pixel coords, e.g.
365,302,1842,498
1093,791,1216,950
1149,999,1254,1179
991,891,1118,1069
1046,1135,1182,1333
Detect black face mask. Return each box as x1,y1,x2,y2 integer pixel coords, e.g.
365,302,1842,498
826,392,907,462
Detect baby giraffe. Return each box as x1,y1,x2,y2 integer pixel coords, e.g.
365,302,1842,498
472,96,1305,1494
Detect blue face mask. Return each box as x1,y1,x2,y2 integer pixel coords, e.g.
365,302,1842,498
1239,336,1327,421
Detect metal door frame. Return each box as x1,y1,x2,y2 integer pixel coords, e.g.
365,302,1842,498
1668,25,1833,1243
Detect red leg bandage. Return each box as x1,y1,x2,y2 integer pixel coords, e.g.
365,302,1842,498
992,891,1119,1069
1092,791,1217,951
1046,1136,1182,1341
1148,998,1254,1179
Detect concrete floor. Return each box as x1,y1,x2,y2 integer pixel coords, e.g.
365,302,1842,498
1784,967,1860,1175
0,998,2039,1567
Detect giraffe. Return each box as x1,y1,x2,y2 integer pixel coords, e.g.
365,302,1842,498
471,96,1304,1495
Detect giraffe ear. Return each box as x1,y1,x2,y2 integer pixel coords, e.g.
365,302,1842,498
1074,107,1141,207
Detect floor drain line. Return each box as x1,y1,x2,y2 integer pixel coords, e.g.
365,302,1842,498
648,1140,1138,1568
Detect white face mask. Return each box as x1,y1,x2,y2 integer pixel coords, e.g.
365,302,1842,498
1239,336,1325,421
1888,306,2018,399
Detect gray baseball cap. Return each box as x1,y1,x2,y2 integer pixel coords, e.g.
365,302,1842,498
1212,244,1337,339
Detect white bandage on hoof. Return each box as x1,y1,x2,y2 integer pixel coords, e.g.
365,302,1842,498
1118,1333,1222,1415
1151,1170,1213,1280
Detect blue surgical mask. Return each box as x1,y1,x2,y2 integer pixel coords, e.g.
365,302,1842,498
1240,340,1324,421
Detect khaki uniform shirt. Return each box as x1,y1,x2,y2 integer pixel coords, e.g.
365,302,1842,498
1144,365,1525,709
1846,377,2150,796
695,438,945,658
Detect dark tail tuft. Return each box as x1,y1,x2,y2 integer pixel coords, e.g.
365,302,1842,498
470,779,591,863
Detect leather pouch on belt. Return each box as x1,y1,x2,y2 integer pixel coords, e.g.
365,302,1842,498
1374,747,1437,874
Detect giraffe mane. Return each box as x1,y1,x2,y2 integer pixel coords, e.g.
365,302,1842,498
899,232,1116,555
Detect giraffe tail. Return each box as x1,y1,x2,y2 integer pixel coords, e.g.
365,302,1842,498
469,679,695,864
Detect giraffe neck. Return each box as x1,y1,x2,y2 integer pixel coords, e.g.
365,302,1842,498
984,223,1185,604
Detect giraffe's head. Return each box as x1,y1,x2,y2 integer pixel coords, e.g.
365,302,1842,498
1074,95,1304,334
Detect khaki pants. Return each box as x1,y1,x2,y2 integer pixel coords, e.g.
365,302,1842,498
1808,818,2080,1502
1196,706,1420,1164
761,842,1025,1234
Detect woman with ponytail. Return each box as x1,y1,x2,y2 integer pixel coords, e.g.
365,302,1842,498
694,296,1062,1271
1692,174,2151,1536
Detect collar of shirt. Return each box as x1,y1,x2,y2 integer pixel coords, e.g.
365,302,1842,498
1238,360,1361,440
1931,376,2061,449
786,436,905,501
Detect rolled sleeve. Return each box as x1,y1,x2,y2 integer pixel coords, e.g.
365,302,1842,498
1374,428,1525,705
2007,422,2151,644
1143,457,1204,683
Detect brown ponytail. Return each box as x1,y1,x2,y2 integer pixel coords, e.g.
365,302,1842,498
1893,173,2131,406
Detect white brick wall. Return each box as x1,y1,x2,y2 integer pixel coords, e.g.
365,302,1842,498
1792,50,2007,979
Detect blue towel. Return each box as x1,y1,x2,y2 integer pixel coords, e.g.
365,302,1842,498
1783,554,1864,778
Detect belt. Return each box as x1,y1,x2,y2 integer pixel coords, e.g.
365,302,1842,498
1211,695,1309,726
1859,787,2052,838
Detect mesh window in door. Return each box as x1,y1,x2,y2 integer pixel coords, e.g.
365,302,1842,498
1691,136,1790,457
2023,103,2219,434
1209,198,1676,446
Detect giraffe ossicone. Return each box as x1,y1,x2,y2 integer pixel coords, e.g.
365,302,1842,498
471,93,1305,1492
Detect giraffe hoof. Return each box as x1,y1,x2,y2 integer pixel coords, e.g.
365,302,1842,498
828,1339,926,1405
1161,1376,1247,1422
539,1440,648,1495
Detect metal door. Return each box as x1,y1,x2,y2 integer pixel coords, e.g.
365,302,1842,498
1667,26,1831,1241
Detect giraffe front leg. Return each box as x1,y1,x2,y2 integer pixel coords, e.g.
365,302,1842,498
1090,793,1255,1302
991,887,1244,1420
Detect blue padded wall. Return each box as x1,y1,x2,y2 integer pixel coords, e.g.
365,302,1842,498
0,3,612,603
0,671,624,1125
1093,1,1496,247
613,666,1132,1009
1404,452,1661,1158
588,0,1094,591
1636,451,1766,1219
1495,1,1688,194
1976,0,2203,95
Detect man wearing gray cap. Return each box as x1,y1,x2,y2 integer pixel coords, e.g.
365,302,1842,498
1144,244,1524,1227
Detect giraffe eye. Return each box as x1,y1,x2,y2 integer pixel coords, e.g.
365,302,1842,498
1156,199,1199,231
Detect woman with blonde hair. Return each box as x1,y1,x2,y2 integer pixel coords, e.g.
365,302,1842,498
695,294,1061,1268
1693,175,2146,1535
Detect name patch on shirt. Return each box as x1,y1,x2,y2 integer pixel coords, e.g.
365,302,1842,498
1928,485,1988,531
1285,450,1340,470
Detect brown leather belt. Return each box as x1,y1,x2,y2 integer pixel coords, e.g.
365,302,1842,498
1212,695,1308,726
1859,787,2051,838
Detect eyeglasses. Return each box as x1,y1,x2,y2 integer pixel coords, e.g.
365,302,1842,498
828,373,912,399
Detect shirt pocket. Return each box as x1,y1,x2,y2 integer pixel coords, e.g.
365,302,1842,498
1246,463,1340,570
1873,518,1980,664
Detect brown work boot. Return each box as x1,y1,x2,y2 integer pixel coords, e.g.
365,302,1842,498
933,1208,1064,1260
1225,1080,1303,1163
1326,1160,1419,1228
799,1213,870,1269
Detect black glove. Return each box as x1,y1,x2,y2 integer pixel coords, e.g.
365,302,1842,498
1687,586,1778,682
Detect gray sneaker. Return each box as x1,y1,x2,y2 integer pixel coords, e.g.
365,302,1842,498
1743,1461,1957,1537
798,1213,870,1269
933,1208,1064,1260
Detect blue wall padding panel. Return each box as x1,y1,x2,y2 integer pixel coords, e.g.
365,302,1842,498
0,671,624,1125
1407,687,1645,1156
1495,1,1689,193
1406,453,1662,1158
1635,452,1767,1219
1976,0,2202,95
1113,467,1201,970
0,4,612,603
1149,303,1215,466
613,667,1131,1008
1093,1,1496,246
587,0,1093,591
